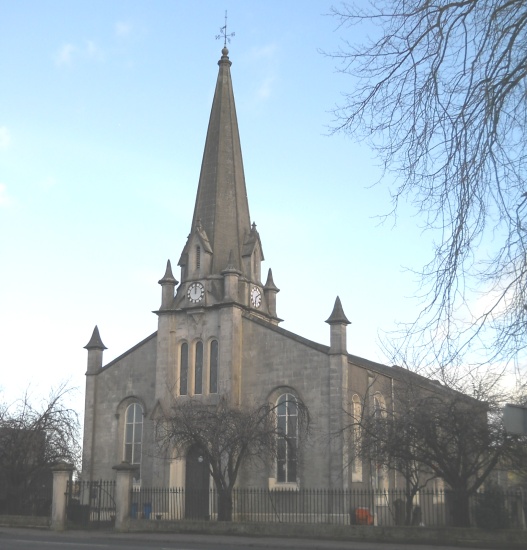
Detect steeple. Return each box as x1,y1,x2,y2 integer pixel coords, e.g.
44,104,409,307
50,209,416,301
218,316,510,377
179,47,252,279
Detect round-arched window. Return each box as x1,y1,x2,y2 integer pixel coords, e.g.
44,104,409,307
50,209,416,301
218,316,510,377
276,393,298,483
124,403,143,466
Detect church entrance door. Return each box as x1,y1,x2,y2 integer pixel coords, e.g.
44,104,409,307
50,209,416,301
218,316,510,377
185,445,210,519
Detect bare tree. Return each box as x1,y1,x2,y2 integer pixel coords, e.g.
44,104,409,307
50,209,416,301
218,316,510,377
351,374,527,527
329,1,527,372
345,376,435,525
156,396,309,521
0,384,81,515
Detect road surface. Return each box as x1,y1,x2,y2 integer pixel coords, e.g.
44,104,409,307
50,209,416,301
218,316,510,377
0,527,500,550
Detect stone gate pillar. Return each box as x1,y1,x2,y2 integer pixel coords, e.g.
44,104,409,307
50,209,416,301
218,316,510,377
113,462,138,532
51,462,74,531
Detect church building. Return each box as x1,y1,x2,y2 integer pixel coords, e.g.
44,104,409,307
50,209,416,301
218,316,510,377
81,46,423,493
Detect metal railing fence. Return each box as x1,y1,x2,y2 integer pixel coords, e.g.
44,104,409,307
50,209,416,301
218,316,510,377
0,479,52,517
66,480,116,528
130,487,526,528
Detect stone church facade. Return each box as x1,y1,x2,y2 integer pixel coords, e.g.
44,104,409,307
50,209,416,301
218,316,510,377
81,47,428,493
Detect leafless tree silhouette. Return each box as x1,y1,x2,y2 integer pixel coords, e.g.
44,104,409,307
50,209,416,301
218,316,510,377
346,373,527,527
156,396,309,521
0,384,80,514
329,0,527,374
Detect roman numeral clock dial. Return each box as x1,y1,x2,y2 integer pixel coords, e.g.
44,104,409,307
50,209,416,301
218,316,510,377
250,286,262,308
187,282,204,303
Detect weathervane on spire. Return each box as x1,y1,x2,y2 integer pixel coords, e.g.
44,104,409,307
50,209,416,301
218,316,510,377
216,10,235,47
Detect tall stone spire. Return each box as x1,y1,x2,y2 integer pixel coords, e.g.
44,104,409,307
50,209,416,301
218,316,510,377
184,47,251,277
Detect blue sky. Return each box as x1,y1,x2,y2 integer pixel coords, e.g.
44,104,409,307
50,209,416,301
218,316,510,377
0,1,429,410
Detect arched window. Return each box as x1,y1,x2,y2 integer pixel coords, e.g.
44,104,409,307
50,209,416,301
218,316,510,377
209,340,218,394
195,341,203,394
196,246,201,269
124,403,143,467
373,392,387,490
276,393,298,483
180,343,188,396
351,394,363,481
373,392,386,418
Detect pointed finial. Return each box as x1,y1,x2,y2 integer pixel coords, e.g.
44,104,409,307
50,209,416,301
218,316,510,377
325,296,351,325
84,325,107,350
222,249,241,274
216,10,235,48
264,268,279,292
158,259,178,286
226,249,236,269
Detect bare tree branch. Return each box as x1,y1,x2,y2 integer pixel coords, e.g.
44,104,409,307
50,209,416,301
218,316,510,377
0,384,81,514
155,396,310,521
345,373,527,527
328,0,527,372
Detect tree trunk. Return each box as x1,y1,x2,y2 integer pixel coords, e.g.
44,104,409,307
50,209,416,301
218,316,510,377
405,493,414,526
450,490,471,527
217,490,233,522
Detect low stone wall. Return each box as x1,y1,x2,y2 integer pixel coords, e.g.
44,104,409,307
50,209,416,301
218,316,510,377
0,515,50,529
126,518,527,548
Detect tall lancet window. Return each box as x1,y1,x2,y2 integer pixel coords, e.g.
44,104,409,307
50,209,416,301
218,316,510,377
196,246,201,269
351,394,363,481
373,392,387,490
124,403,143,469
180,343,188,396
276,394,298,483
195,341,203,394
210,340,218,393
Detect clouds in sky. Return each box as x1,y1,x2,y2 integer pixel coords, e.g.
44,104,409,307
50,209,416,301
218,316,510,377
54,21,134,68
55,43,76,66
256,76,275,100
247,44,279,102
115,21,132,38
1,2,434,408
250,43,278,60
55,40,104,67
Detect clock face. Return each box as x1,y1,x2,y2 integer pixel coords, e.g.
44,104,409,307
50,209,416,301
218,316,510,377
250,286,262,308
187,282,205,303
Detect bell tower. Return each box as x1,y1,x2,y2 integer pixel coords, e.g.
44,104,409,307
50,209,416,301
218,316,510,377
153,45,283,433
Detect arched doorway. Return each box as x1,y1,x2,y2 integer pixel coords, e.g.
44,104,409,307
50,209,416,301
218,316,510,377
185,445,210,519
